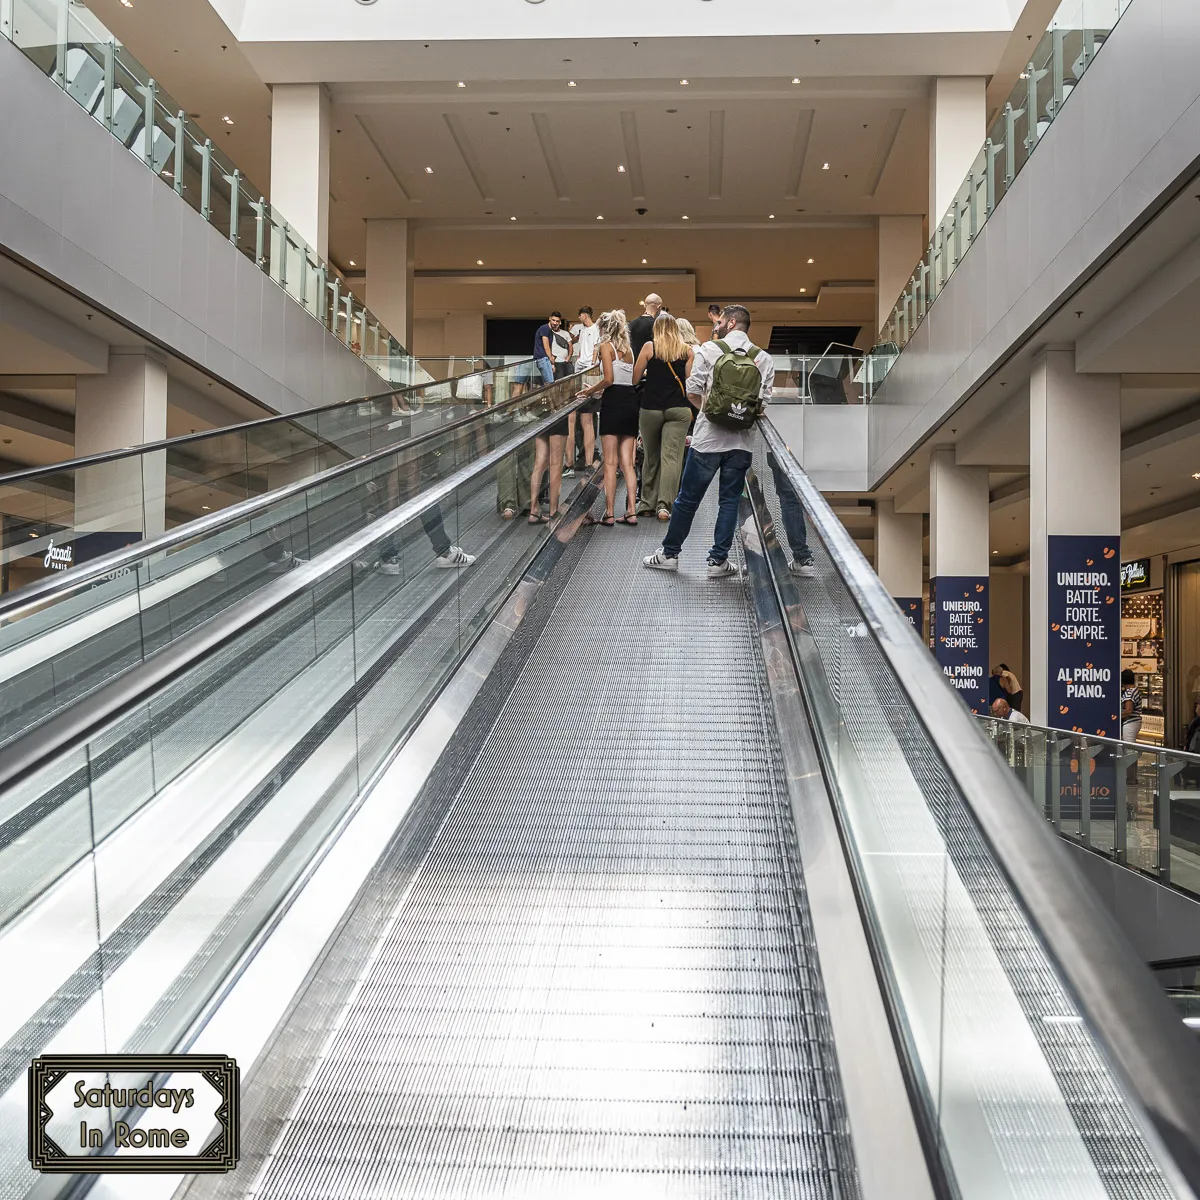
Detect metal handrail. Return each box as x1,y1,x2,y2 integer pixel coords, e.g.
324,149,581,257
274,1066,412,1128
0,364,559,625
760,418,1200,1193
977,712,1200,764
0,388,594,797
0,358,535,487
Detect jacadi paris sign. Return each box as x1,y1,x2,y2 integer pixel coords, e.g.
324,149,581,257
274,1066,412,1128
1047,536,1120,739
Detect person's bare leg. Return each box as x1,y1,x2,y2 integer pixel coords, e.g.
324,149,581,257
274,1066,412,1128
602,434,619,518
619,436,639,520
548,433,566,515
565,414,576,469
529,435,549,520
581,413,596,467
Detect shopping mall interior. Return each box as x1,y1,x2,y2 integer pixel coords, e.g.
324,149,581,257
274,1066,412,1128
2,0,1200,1195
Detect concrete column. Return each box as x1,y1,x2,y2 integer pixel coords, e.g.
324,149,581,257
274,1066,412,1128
929,77,986,227
74,348,168,537
443,312,486,358
270,84,331,260
1029,350,1121,732
876,498,924,632
365,218,415,351
930,449,990,712
877,216,925,337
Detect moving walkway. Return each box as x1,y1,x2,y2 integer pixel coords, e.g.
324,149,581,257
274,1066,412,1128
0,396,1197,1199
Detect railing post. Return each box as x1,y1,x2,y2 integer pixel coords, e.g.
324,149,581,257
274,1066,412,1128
278,221,288,289
1114,749,1138,865
172,111,184,195
141,79,157,167
315,265,328,327
299,249,309,309
1078,740,1100,847
329,276,342,337
1051,28,1066,117
200,139,213,221
1025,62,1039,154
1003,102,1020,189
253,197,266,267
967,172,979,242
1049,735,1067,830
985,138,997,216
54,0,68,87
227,169,241,245
1156,760,1183,883
102,41,115,131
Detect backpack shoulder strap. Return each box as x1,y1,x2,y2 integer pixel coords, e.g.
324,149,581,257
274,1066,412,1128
715,339,734,356
745,343,761,358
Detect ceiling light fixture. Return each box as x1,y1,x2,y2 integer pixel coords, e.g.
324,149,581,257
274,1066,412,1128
457,81,466,88
791,77,800,84
617,164,626,173
348,259,356,266
1193,472,1200,480
679,79,689,85
487,300,494,306
510,216,517,221
596,215,604,220
681,214,689,220
567,80,576,87
768,214,775,219
477,258,484,265
202,505,211,511
799,287,807,293
424,166,433,173
221,115,234,125
822,162,830,170
807,257,814,264
642,258,647,264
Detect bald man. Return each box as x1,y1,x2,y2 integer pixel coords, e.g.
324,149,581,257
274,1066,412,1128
628,293,663,360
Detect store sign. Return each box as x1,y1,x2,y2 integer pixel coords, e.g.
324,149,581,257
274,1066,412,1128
895,597,922,637
1047,535,1120,738
41,539,73,572
1120,558,1150,591
932,576,989,714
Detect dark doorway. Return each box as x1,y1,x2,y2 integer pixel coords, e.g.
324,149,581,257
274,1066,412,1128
766,325,862,355
486,319,545,357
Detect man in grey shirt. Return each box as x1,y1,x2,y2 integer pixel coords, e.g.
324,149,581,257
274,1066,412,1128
643,304,772,578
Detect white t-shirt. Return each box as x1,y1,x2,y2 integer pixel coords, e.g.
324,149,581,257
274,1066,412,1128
1007,709,1030,725
549,327,572,363
571,322,600,367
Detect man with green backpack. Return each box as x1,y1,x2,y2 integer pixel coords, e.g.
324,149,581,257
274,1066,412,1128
643,304,773,577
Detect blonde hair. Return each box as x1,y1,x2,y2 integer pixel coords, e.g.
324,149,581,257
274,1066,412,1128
652,312,688,362
597,309,631,357
674,317,700,347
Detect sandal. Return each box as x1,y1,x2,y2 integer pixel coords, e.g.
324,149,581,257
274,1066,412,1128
528,512,548,525
618,513,638,526
600,512,616,527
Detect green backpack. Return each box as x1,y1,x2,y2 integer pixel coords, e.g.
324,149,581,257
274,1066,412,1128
703,339,765,429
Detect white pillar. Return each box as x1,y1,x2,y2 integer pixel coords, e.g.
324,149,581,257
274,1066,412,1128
74,348,168,537
1029,350,1121,733
877,216,925,337
876,498,925,633
270,84,331,260
365,218,415,352
930,449,990,713
929,77,986,227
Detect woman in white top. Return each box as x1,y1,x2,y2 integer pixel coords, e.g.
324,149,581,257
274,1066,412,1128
577,310,638,526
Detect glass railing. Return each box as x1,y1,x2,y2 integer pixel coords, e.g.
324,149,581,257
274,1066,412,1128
979,714,1200,900
0,366,591,750
770,350,896,404
0,386,597,1191
878,0,1135,358
0,0,420,382
0,356,537,598
752,417,1200,1199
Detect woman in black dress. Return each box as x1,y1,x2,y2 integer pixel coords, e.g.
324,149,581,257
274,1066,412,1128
577,310,639,525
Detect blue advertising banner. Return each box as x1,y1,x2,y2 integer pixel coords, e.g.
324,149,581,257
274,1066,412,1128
1047,534,1120,739
895,597,923,637
933,576,989,714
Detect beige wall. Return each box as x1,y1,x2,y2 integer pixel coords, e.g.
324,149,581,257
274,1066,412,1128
990,570,1029,709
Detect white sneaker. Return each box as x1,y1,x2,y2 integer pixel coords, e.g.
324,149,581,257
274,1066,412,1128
435,546,476,568
376,558,402,575
790,557,817,578
643,549,678,571
707,558,738,578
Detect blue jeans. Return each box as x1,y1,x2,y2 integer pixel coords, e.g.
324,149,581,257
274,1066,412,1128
662,448,752,563
767,452,810,560
535,357,555,385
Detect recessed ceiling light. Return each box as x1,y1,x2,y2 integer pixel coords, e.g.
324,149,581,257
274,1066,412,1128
679,79,689,85
822,162,830,170
119,0,132,6
768,214,775,219
486,300,493,306
457,81,466,88
510,216,517,221
348,260,356,266
1193,472,1200,480
202,505,211,511
221,115,234,125
424,166,433,174
567,81,576,87
641,258,647,264
991,549,999,555
476,259,484,265
617,164,626,173
681,215,689,220
807,257,814,264
799,287,807,293
791,77,800,84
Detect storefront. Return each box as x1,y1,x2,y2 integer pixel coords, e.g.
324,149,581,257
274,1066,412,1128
1121,557,1164,744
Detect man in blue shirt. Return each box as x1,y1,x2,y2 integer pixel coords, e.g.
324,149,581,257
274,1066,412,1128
533,312,563,385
